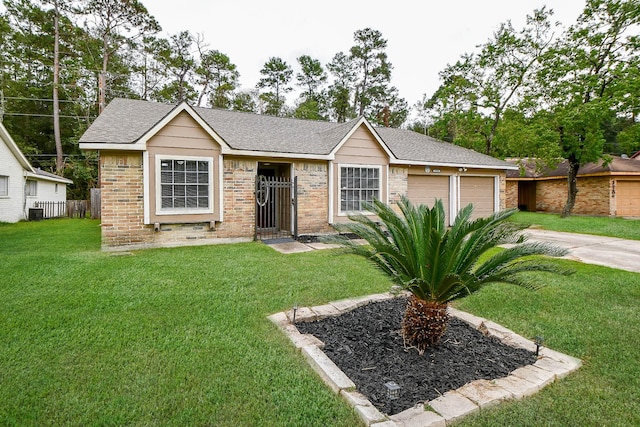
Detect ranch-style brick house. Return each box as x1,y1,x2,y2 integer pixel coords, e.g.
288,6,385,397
79,98,516,250
506,157,640,217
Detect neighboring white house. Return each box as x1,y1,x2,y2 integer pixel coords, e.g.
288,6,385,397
0,121,73,223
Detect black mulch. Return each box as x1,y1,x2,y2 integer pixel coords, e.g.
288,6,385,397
295,296,536,415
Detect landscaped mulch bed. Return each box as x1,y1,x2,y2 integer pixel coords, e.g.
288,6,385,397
296,296,536,415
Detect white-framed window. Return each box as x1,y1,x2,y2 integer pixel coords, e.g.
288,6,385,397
339,165,381,213
157,157,213,214
55,183,59,194
26,179,37,197
0,175,8,197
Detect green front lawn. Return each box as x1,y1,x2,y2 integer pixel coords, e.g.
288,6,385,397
510,211,640,240
1,219,639,426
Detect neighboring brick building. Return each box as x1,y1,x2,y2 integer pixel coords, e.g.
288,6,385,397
506,157,640,217
80,99,516,250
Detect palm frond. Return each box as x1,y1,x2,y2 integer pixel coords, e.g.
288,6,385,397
326,196,571,305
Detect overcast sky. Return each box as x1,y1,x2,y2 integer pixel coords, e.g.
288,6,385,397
145,0,587,108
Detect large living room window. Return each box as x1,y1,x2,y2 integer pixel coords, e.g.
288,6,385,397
340,165,380,213
159,158,212,212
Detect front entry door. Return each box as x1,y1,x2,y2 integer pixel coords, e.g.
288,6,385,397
255,164,297,240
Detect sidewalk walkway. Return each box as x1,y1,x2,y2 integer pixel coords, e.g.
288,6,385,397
262,238,338,254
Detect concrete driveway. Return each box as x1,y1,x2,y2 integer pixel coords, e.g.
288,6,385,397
266,230,640,274
524,229,640,273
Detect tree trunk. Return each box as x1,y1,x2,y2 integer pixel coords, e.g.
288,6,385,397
402,295,449,354
561,157,580,218
52,0,63,172
99,33,110,113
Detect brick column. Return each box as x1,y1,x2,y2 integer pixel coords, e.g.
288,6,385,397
100,151,149,248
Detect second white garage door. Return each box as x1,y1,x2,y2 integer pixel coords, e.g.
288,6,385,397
460,176,495,220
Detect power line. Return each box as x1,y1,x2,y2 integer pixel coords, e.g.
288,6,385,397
4,96,82,103
3,112,96,119
26,153,97,159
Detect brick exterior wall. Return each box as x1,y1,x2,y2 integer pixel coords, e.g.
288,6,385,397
218,158,257,237
99,155,342,250
507,176,613,216
151,158,257,246
295,161,333,235
389,166,408,210
506,181,518,209
498,174,507,210
536,177,611,215
100,153,258,250
100,150,512,250
100,152,147,248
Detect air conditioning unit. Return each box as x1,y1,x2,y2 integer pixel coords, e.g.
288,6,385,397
29,208,44,221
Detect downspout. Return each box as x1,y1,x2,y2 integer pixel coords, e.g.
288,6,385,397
22,171,27,220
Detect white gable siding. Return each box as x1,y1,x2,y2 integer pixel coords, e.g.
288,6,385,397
0,136,27,222
24,178,67,212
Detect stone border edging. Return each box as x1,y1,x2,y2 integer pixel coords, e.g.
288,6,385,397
268,293,582,427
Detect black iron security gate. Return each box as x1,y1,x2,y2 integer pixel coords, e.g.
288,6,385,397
255,175,297,240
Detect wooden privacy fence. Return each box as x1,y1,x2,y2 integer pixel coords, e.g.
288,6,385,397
66,200,87,218
90,188,101,219
32,190,101,220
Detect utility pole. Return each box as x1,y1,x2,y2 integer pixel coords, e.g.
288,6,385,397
52,0,63,172
0,72,4,122
0,88,4,123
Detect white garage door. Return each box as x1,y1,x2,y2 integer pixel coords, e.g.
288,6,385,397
617,181,640,217
407,175,450,225
460,176,495,220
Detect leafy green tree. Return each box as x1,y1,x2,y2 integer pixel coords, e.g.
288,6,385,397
492,109,563,160
0,15,9,81
329,197,570,352
617,123,640,155
326,51,356,122
2,1,88,152
349,28,408,126
152,31,197,103
535,0,639,216
417,58,481,144
372,87,408,127
196,48,239,108
131,35,169,100
256,56,292,116
81,0,160,112
2,0,57,155
1,0,102,197
294,55,327,119
349,28,389,117
296,55,326,98
417,9,555,155
293,97,326,120
231,90,258,113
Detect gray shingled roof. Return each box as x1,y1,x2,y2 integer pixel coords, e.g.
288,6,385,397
375,127,510,168
80,98,512,168
80,99,174,144
506,157,640,178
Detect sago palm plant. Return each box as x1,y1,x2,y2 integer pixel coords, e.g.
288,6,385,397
329,197,571,353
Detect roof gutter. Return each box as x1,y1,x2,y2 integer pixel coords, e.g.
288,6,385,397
79,143,516,171
395,159,518,170
25,171,73,184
